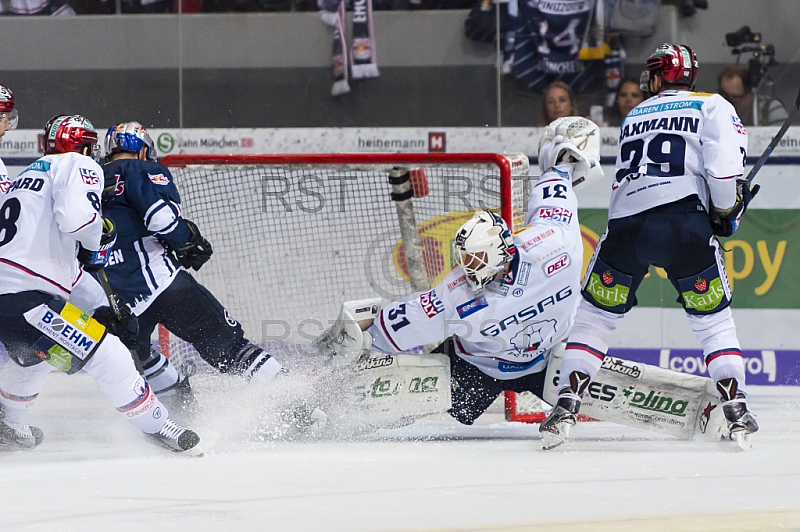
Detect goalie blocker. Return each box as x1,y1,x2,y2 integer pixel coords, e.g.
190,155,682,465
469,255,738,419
316,300,727,439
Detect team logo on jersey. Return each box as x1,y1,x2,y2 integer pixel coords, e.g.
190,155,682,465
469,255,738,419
509,319,555,358
79,167,100,185
543,253,570,277
419,289,444,318
537,207,572,223
519,228,555,250
0,174,9,193
456,296,487,318
148,173,169,185
731,115,747,135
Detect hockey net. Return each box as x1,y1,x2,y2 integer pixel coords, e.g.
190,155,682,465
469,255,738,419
160,152,550,422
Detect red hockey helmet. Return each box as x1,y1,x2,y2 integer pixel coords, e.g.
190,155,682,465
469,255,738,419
643,43,698,90
0,84,18,129
41,115,99,156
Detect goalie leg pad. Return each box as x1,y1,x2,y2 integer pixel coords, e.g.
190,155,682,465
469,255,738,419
544,347,722,440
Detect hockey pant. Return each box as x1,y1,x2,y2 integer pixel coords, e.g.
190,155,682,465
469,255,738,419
0,291,171,434
564,196,747,398
132,271,280,382
434,338,547,425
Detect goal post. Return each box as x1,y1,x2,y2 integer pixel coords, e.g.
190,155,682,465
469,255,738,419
160,152,548,422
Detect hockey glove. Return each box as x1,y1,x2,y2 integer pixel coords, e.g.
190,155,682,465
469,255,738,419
77,217,117,272
711,180,760,237
93,304,139,347
175,220,213,271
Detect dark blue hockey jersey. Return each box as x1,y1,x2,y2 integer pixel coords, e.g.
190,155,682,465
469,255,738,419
100,158,192,315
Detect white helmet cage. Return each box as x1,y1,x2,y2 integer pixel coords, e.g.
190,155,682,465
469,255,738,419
537,116,604,188
453,211,516,293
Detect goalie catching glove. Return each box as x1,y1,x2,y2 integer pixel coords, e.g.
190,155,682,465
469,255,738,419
313,298,384,361
537,116,604,189
77,217,117,273
175,220,213,271
710,179,760,237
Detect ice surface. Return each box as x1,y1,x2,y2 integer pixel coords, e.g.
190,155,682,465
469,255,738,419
2,371,799,532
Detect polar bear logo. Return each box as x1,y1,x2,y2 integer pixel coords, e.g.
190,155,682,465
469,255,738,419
510,319,557,356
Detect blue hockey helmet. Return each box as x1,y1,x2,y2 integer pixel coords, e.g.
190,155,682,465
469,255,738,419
105,121,157,161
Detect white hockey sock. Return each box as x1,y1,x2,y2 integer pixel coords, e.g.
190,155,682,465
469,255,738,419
82,335,170,433
245,355,282,382
686,309,748,396
142,353,181,394
0,361,53,429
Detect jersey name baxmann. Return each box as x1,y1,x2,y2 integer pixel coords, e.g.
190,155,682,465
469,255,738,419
619,116,699,141
480,286,572,337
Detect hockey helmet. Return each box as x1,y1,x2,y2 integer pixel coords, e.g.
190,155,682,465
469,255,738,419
641,43,698,91
453,210,515,293
42,115,99,156
105,121,158,161
0,84,18,130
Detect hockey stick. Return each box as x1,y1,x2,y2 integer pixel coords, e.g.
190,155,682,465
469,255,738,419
744,85,800,184
95,269,138,358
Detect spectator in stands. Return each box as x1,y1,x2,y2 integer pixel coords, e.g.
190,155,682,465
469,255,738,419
0,0,75,15
540,81,579,126
605,77,645,127
718,65,789,127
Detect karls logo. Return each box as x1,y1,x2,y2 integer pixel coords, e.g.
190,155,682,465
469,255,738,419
480,286,571,336
419,289,444,318
428,132,446,152
659,351,777,382
543,253,570,277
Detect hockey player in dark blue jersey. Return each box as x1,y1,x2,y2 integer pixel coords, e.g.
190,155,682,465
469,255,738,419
100,122,282,416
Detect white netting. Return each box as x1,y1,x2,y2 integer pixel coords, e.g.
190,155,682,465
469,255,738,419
161,153,542,421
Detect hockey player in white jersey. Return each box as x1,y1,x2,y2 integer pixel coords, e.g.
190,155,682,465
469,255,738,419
339,118,601,426
0,84,18,192
541,44,760,450
0,115,202,454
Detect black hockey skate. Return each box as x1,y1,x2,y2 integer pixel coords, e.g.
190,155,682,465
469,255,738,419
0,421,43,450
156,373,198,425
0,405,43,450
716,378,758,450
145,419,203,457
539,371,591,450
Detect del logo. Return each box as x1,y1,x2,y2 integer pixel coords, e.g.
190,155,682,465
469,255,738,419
544,253,570,276
538,207,572,223
148,173,169,185
428,132,446,152
42,311,95,352
79,168,99,185
456,296,487,318
419,289,444,318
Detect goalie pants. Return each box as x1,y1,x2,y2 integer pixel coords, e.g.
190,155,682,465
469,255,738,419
0,291,169,434
436,338,546,425
564,195,747,395
132,270,252,374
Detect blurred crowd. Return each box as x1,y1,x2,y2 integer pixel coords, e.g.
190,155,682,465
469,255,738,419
0,0,474,14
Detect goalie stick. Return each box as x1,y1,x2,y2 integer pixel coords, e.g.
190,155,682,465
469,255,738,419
744,85,800,184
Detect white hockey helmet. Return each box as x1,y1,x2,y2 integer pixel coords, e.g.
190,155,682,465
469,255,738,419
538,116,604,188
453,211,515,294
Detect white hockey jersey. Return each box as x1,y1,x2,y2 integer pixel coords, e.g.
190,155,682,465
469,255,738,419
0,152,104,298
369,164,583,380
0,157,10,193
611,90,747,219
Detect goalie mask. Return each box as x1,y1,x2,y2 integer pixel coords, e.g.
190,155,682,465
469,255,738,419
453,211,515,294
41,115,99,158
538,116,604,189
104,121,158,162
0,84,18,130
